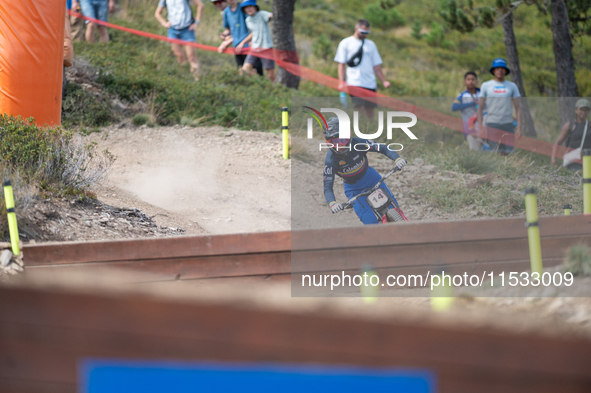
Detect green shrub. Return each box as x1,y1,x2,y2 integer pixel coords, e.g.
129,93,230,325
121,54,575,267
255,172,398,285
0,114,113,188
132,114,151,126
0,114,68,175
61,82,113,128
425,22,452,49
411,20,423,39
564,245,591,276
215,103,239,126
313,34,333,60
364,2,406,29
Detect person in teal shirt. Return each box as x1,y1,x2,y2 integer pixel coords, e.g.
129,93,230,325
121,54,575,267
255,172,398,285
217,0,262,75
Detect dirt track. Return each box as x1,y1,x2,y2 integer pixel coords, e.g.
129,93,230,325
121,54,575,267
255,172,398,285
89,125,291,235
87,125,522,236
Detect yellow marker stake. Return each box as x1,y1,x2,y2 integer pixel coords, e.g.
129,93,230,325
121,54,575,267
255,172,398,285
3,180,20,255
281,107,289,160
360,264,379,304
430,270,454,311
563,204,572,216
524,188,542,274
583,149,591,214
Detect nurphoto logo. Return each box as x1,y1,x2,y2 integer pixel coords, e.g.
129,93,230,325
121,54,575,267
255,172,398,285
302,106,418,153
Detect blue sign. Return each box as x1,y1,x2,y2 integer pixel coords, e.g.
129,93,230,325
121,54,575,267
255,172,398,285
81,360,435,393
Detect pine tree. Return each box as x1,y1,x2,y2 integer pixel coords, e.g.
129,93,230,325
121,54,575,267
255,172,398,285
440,0,537,137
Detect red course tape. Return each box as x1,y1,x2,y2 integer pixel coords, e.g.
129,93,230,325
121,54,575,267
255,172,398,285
68,10,571,160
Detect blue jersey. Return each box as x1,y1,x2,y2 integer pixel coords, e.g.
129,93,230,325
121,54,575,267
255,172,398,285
323,137,400,205
451,88,480,134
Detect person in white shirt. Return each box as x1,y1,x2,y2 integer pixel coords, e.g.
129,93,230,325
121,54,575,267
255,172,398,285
334,19,390,119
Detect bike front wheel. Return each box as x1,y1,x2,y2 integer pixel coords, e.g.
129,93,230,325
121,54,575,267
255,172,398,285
386,208,405,222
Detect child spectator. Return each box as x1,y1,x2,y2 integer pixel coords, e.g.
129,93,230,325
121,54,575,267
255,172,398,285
217,0,263,76
155,0,204,81
235,0,275,81
452,71,480,151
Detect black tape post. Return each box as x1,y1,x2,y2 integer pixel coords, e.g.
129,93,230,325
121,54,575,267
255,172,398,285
524,187,537,195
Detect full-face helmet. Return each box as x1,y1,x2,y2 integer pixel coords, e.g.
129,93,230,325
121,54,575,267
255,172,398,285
323,116,351,157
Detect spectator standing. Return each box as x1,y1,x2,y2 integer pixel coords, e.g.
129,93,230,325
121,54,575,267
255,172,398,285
551,99,591,171
236,0,275,81
155,0,204,81
334,19,390,119
452,71,480,151
477,58,521,156
72,0,116,43
67,0,85,42
218,0,263,76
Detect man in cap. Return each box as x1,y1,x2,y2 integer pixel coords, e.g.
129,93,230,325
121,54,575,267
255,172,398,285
551,99,591,171
334,19,391,119
477,58,521,155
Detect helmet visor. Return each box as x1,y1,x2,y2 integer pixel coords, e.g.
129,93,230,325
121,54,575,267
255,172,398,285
327,138,350,148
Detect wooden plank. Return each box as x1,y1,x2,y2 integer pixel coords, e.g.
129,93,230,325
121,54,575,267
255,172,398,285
24,233,584,282
292,215,591,251
292,235,591,273
23,230,292,266
23,216,591,269
23,229,590,282
26,252,291,281
0,286,590,393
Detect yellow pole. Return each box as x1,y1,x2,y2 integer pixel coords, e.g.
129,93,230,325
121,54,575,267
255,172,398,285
360,264,379,304
583,149,591,214
524,188,542,274
430,267,454,311
3,180,20,255
281,107,289,160
563,204,572,216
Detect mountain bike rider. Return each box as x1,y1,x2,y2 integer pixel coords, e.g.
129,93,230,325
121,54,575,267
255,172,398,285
323,116,406,224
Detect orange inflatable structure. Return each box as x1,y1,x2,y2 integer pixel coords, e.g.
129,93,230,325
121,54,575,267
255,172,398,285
0,0,65,127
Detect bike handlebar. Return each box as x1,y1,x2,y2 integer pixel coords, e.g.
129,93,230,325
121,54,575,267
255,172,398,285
341,167,400,210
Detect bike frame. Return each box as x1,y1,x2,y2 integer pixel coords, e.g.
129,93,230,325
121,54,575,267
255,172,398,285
341,167,408,223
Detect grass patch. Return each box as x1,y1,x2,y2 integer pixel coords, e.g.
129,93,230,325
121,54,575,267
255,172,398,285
412,144,582,216
564,245,591,277
62,83,113,128
132,113,154,127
